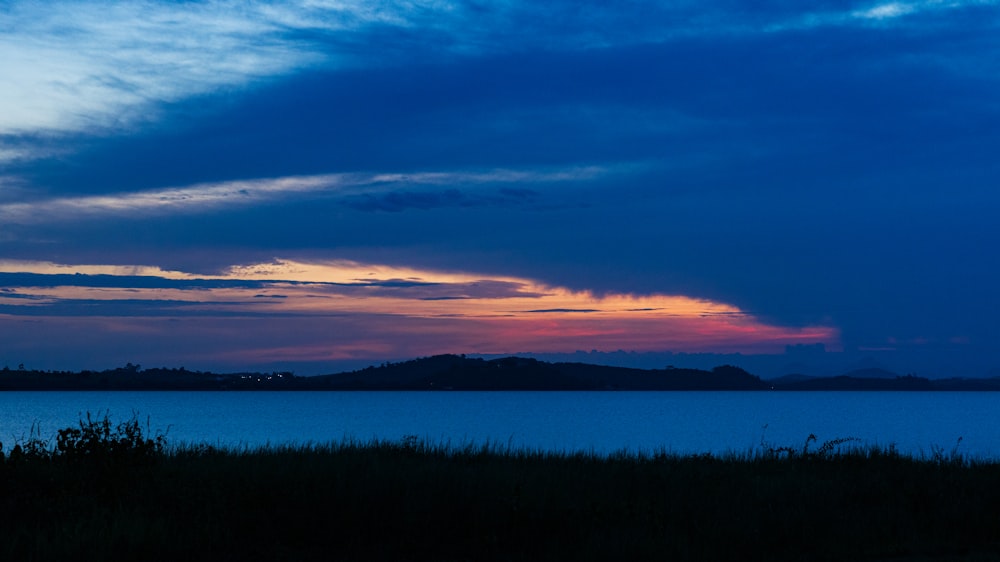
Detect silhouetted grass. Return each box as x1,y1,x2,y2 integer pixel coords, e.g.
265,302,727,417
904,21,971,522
2,415,1000,561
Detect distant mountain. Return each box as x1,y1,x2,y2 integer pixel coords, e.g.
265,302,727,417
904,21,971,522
767,366,1000,391
766,374,817,385
926,377,1000,391
840,367,900,379
770,374,933,391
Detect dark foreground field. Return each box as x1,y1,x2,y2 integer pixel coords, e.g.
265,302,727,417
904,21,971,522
2,417,1000,561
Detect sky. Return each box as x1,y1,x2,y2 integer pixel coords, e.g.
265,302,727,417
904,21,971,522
1,0,998,377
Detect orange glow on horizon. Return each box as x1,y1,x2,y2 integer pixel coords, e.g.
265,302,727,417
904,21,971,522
0,258,840,360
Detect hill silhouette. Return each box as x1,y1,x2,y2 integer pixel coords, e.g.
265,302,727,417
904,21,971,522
311,355,766,390
0,356,765,390
2,355,1000,390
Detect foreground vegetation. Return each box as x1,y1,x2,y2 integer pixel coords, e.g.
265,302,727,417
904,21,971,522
2,416,1000,561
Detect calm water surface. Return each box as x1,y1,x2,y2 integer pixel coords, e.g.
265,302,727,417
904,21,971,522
1,391,997,457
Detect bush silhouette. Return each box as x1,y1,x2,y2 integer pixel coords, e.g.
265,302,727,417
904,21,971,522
55,412,166,464
1,412,166,467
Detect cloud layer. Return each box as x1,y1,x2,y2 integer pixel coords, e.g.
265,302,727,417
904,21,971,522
0,259,835,372
2,0,998,374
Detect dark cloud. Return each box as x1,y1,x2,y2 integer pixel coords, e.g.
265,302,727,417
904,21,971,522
341,188,541,212
0,299,273,318
0,291,47,301
16,18,997,200
499,188,539,199
0,272,270,290
522,309,601,314
343,190,466,212
4,1,999,373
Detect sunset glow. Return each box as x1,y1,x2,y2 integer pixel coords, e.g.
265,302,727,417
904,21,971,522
3,0,997,376
0,258,837,370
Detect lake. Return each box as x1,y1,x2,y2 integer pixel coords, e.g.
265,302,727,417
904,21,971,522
1,391,997,458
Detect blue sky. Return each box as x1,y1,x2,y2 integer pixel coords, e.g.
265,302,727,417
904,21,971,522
1,0,998,376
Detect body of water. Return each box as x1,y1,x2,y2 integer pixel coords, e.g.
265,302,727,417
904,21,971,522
1,391,996,458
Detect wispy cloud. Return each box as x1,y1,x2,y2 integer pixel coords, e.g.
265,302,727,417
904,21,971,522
0,258,797,327
0,1,517,145
852,0,1000,21
0,1,354,136
854,2,917,20
0,167,603,224
765,0,997,31
5,0,992,164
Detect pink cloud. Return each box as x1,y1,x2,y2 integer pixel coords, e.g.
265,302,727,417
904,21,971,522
0,259,840,371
